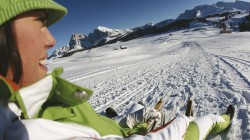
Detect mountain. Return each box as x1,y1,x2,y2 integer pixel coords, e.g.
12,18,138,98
69,34,89,49
88,26,131,47
177,1,250,20
49,27,131,59
91,26,131,43
49,0,250,59
49,34,85,59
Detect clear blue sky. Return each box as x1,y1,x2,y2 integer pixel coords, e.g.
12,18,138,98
48,0,241,54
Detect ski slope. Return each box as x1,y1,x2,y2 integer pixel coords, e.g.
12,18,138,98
48,26,250,140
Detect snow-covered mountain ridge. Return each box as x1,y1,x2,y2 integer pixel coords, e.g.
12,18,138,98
177,0,250,20
49,27,131,59
49,0,250,59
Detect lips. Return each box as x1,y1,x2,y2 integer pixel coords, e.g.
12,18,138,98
39,59,46,65
39,54,48,65
39,54,48,71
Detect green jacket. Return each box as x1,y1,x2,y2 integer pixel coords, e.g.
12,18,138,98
0,68,130,137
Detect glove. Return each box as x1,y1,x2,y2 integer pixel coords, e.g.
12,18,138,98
118,107,162,129
144,107,162,124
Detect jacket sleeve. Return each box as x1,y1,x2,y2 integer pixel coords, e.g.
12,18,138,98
14,115,190,140
0,100,13,138
0,100,29,140
59,115,190,140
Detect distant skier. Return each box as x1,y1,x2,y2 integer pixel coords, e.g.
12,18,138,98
0,0,235,139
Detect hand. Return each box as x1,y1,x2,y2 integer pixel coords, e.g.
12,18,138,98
144,108,162,124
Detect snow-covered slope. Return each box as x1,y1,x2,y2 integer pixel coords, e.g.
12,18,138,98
177,1,250,20
48,26,250,139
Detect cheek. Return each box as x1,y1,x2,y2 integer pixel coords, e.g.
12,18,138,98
20,51,41,86
16,30,44,64
15,32,45,84
21,54,36,75
19,45,39,64
17,35,42,53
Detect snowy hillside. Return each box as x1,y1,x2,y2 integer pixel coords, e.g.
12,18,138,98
48,25,250,139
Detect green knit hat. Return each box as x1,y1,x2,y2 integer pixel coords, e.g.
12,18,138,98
0,0,67,26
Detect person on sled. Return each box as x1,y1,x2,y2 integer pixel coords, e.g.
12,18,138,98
0,0,234,139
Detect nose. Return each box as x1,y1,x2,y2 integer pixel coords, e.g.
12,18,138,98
44,27,56,49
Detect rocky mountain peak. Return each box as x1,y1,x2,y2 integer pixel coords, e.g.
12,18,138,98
71,33,87,40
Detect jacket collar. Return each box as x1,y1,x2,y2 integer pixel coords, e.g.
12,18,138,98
15,71,93,119
17,75,53,118
0,75,20,92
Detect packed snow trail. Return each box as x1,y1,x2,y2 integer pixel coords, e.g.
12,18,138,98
48,27,250,139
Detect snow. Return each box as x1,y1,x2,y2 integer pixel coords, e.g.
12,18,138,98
48,26,250,139
97,26,114,33
196,10,202,17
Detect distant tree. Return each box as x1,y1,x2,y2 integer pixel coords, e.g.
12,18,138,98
239,14,250,32
222,23,227,30
239,21,250,32
197,18,207,23
225,16,229,20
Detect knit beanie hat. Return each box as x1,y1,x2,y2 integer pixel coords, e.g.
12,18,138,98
0,0,67,26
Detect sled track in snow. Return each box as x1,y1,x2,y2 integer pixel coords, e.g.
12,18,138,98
219,57,250,87
223,56,250,67
91,44,186,113
93,54,188,113
200,47,250,139
93,41,221,116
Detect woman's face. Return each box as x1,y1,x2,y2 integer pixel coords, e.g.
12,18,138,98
11,10,56,87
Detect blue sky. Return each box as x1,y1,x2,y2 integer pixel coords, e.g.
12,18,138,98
49,0,241,54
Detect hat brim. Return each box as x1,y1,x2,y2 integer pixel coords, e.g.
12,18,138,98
0,0,67,26
41,1,68,26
